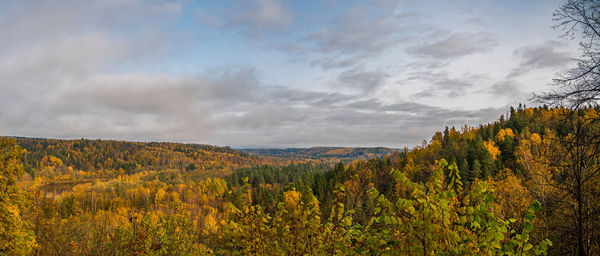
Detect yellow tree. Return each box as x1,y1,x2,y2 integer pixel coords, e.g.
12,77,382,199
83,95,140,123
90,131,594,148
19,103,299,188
515,130,559,241
516,109,600,254
487,168,533,230
0,137,36,255
516,131,556,206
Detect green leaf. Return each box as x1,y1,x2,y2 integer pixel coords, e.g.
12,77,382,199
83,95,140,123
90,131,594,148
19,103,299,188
368,187,379,199
531,200,542,212
524,222,533,232
438,159,448,167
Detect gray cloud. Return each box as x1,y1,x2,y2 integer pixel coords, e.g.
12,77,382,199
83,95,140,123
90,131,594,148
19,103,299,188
306,1,416,69
2,69,250,142
230,99,507,148
310,55,366,70
266,88,355,107
0,0,183,47
509,40,572,77
488,80,524,99
336,67,388,93
0,54,507,148
407,32,496,59
402,68,483,98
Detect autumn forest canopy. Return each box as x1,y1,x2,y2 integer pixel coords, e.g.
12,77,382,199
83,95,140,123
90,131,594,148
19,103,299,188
3,105,600,255
4,0,600,256
2,103,600,255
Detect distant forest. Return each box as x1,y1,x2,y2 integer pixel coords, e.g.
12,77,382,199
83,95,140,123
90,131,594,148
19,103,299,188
240,147,396,162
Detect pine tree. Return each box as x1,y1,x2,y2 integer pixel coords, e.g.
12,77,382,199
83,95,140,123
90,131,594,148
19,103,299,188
460,159,470,183
481,153,495,179
470,160,481,182
447,161,462,195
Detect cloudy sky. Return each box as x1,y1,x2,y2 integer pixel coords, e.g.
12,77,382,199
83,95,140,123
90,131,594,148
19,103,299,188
0,0,579,148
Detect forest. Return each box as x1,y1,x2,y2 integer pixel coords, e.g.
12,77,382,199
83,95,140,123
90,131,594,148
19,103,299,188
239,147,396,163
4,0,600,255
2,105,600,255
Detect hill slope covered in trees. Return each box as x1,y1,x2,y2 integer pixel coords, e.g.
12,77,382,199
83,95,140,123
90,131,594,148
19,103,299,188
240,147,396,163
2,106,599,255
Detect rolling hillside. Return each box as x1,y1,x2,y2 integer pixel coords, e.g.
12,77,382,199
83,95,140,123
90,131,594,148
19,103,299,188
240,146,397,163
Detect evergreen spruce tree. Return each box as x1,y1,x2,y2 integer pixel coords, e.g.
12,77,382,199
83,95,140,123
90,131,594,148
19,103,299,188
481,153,495,179
470,159,481,182
460,159,470,183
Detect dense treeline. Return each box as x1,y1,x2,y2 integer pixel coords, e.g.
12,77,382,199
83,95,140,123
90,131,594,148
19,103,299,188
16,138,283,175
240,147,396,163
2,106,600,255
390,105,600,254
1,137,550,255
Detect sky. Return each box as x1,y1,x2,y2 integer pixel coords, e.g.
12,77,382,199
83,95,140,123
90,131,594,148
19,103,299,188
0,0,580,148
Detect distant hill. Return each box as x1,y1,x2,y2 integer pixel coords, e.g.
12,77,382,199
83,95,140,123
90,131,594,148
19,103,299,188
240,147,398,163
11,137,398,178
13,137,283,174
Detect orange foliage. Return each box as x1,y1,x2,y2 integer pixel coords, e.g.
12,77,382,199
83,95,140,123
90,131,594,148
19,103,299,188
483,140,501,159
495,128,515,142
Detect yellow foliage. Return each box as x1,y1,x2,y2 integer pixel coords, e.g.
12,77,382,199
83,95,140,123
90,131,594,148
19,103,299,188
584,108,600,120
326,148,353,155
49,155,63,166
540,110,553,123
516,130,559,207
284,189,301,207
487,169,532,228
462,129,477,140
525,108,534,117
483,140,501,159
495,128,515,142
199,193,209,205
204,214,219,234
40,155,63,167
429,139,442,151
170,191,180,202
530,133,541,144
155,188,166,203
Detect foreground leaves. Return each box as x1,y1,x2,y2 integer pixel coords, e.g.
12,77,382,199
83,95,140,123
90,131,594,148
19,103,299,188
221,160,550,255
